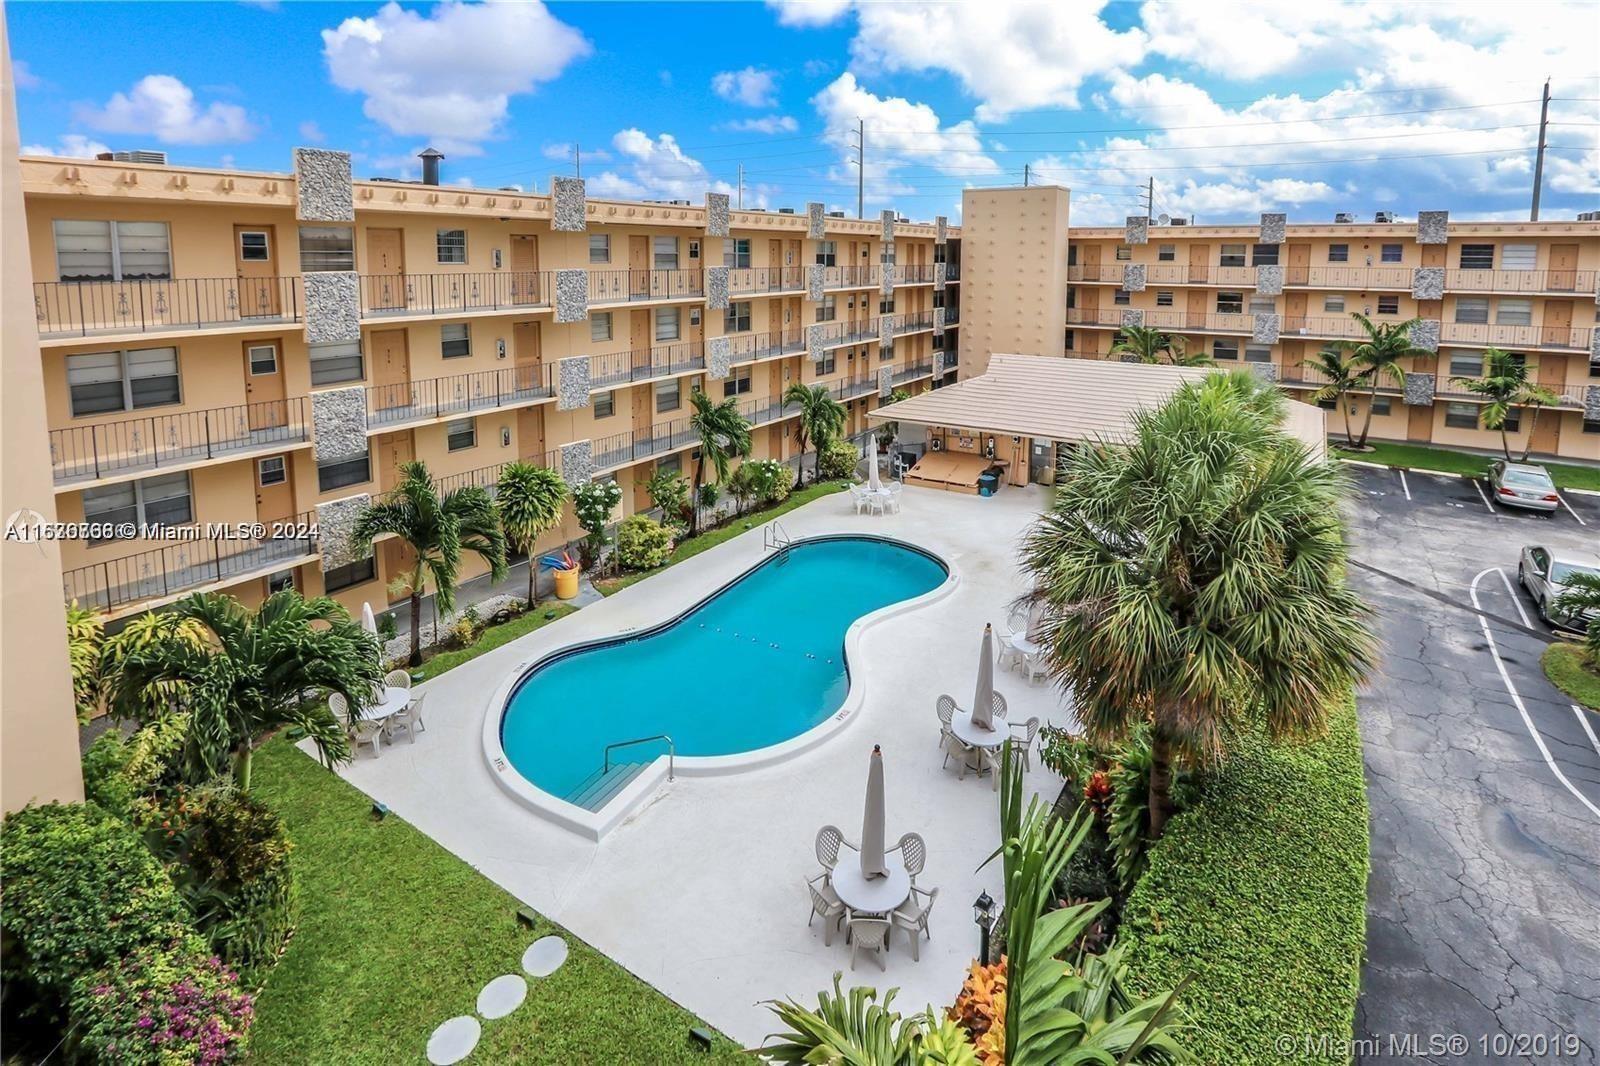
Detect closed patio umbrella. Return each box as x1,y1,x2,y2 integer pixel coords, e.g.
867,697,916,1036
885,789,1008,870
971,624,997,730
860,745,888,880
361,602,379,637
867,446,882,494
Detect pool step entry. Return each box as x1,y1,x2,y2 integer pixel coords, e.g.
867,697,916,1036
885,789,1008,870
565,762,646,811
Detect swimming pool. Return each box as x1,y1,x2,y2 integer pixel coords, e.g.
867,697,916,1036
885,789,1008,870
496,536,948,812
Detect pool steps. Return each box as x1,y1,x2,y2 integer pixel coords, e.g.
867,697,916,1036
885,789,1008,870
566,762,646,811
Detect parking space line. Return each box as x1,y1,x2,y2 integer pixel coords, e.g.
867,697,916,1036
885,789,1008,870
1573,705,1600,760
1397,468,1411,501
1471,479,1495,514
1496,568,1532,628
1559,495,1587,526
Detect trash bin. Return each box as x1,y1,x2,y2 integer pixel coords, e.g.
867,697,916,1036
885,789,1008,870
977,473,999,497
553,567,580,600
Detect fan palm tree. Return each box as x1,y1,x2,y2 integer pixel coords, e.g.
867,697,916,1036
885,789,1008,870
688,389,753,534
495,461,569,606
1301,342,1371,448
1109,324,1211,367
107,590,385,790
784,381,847,488
1347,313,1428,448
1555,573,1600,667
1450,348,1561,460
353,460,508,666
1019,371,1375,838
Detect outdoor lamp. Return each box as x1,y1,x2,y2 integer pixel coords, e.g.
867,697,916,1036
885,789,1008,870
973,890,996,967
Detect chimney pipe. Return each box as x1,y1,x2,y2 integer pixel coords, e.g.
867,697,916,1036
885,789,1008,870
419,147,443,186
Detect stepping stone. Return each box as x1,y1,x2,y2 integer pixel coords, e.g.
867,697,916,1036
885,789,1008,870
476,974,527,1020
427,1016,480,1065
521,935,568,977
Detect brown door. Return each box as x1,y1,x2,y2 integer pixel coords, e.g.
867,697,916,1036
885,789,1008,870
365,228,405,311
1284,291,1308,332
632,380,653,436
1185,289,1209,330
768,239,782,283
1188,244,1209,284
1406,404,1433,442
375,430,415,492
369,329,409,410
510,236,541,305
254,454,295,523
1286,244,1311,286
629,235,650,297
687,306,704,347
1081,243,1101,281
1421,244,1445,268
1549,244,1578,291
382,540,415,605
517,406,545,463
1543,300,1573,347
630,308,651,354
513,320,542,393
234,225,281,316
243,341,288,430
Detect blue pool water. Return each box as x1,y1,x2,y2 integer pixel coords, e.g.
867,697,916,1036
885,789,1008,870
500,536,947,803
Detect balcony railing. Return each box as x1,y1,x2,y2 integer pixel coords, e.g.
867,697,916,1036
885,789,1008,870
1067,264,1119,283
727,267,805,296
943,262,960,282
589,342,706,389
62,510,318,614
592,418,700,471
830,374,880,402
814,318,884,348
382,452,562,502
587,269,705,305
361,271,552,317
1281,316,1372,341
50,398,310,486
367,365,554,428
820,265,880,289
1444,269,1598,295
887,310,936,335
942,304,961,324
1066,307,1124,327
891,361,935,386
1145,310,1254,334
727,329,806,364
1440,322,1590,350
35,277,301,339
1285,266,1410,290
1434,372,1586,408
737,395,792,427
895,264,936,285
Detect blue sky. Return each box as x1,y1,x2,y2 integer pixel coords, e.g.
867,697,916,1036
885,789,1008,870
10,1,1599,224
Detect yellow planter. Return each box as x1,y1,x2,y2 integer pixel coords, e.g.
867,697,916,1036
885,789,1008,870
553,567,580,601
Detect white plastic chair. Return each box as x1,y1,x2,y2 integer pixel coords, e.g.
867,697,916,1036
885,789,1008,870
847,914,891,971
935,694,957,751
892,832,926,885
996,609,1029,671
1022,650,1049,686
350,719,384,758
386,691,427,744
1009,716,1041,771
868,491,888,517
329,690,351,723
892,886,938,961
883,483,902,514
849,484,871,515
384,669,412,691
816,824,853,874
806,873,846,945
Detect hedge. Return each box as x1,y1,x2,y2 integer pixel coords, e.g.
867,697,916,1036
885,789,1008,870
1119,698,1369,1064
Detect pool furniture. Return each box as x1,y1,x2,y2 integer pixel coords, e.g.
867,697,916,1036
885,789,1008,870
350,718,385,758
806,873,846,946
892,832,926,886
846,914,892,971
384,668,412,691
1009,716,1040,771
387,691,427,743
329,691,349,721
816,824,853,874
950,707,1006,782
832,854,911,915
849,484,872,515
366,685,414,723
860,746,889,880
883,483,902,514
891,886,939,961
935,695,957,751
971,625,999,729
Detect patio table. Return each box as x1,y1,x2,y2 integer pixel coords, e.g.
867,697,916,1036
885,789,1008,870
950,708,1006,750
364,685,413,722
831,854,911,914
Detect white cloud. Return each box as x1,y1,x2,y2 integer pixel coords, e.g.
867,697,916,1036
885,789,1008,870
21,134,111,159
768,0,853,27
540,142,612,163
720,115,799,135
589,130,748,204
802,58,834,78
321,0,589,154
77,75,254,145
712,67,779,107
13,60,41,89
298,120,326,144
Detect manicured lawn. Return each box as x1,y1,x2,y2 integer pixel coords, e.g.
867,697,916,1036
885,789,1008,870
1335,440,1600,491
248,740,745,1065
1541,641,1600,710
412,601,579,682
594,479,851,596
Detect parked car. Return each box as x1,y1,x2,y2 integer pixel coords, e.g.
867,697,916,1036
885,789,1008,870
1489,460,1561,513
1518,545,1600,628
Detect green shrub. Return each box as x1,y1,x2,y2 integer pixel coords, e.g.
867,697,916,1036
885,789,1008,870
81,716,189,822
818,439,861,481
1120,699,1368,1064
642,468,690,528
744,459,791,505
70,937,253,1065
572,479,623,568
614,513,674,571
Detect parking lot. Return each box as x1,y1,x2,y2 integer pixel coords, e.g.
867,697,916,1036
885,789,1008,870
1342,465,1600,1063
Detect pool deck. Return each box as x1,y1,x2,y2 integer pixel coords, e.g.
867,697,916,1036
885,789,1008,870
314,484,1075,1049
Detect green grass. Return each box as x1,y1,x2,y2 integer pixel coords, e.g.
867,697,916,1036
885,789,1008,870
594,479,851,596
1541,642,1600,710
1120,699,1369,1064
1335,440,1600,491
412,601,579,682
248,740,745,1065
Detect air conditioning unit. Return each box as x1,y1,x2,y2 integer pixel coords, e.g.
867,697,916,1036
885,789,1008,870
827,211,846,218
1334,212,1356,223
778,207,797,214
1374,211,1396,223
97,150,167,165
1168,217,1189,226
1578,210,1600,222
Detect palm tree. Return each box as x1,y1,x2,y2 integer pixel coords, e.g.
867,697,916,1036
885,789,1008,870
1019,371,1375,838
495,461,569,606
66,602,209,725
784,381,846,488
353,460,508,666
1347,313,1427,448
108,590,385,790
1301,342,1371,448
1555,573,1600,667
1451,348,1561,461
687,389,753,534
1109,324,1211,367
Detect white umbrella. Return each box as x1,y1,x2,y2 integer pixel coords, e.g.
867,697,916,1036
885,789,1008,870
867,446,882,494
360,601,379,637
860,745,888,880
971,624,997,730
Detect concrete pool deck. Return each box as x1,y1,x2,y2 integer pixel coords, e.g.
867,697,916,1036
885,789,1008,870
312,484,1074,1048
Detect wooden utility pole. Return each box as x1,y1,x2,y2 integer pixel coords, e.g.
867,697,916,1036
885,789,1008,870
853,118,865,219
573,143,581,179
1530,78,1551,221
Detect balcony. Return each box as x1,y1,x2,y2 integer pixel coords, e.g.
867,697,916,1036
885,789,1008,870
587,269,704,306
1444,269,1598,296
50,398,310,487
727,267,805,296
887,310,936,336
830,374,880,402
361,271,551,318
1440,321,1591,351
1281,316,1372,342
820,265,881,290
367,365,554,430
62,510,319,616
1066,307,1124,327
590,342,706,390
943,262,960,282
894,264,936,285
1284,266,1410,290
942,305,960,325
1146,309,1254,335
592,418,700,472
35,277,301,341
726,329,806,364
383,452,563,501
1434,372,1587,409
891,361,935,386
815,318,883,349
738,394,792,427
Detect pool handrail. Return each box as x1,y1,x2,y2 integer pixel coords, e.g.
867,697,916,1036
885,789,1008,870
604,734,675,781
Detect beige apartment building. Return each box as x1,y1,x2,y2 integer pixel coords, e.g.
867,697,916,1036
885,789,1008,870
961,187,1600,462
18,147,960,623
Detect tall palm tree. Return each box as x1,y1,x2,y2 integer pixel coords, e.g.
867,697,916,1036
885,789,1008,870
1301,342,1371,448
495,461,569,606
1109,324,1211,367
353,460,508,666
1347,313,1427,448
108,590,384,790
1019,371,1374,837
783,381,846,488
1451,348,1561,461
688,389,753,534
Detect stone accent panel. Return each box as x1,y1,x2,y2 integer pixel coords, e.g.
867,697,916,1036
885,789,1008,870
707,336,732,380
807,202,826,239
880,266,895,297
559,440,594,488
293,148,353,222
933,307,946,337
1411,318,1441,353
302,271,360,344
552,177,586,232
1120,308,1145,329
880,209,896,244
1255,264,1283,296
807,323,826,362
934,262,947,291
1118,352,1142,364
935,215,948,244
1250,362,1280,384
878,366,894,398
317,494,372,571
1404,372,1436,407
933,351,948,376
1416,211,1448,244
1125,215,1149,245
807,264,826,303
554,269,588,323
1122,263,1146,292
706,266,730,311
1586,385,1600,422
1592,328,1600,365
878,316,894,352
311,386,368,464
1252,313,1281,345
704,192,730,237
1259,213,1286,245
1412,266,1445,301
557,356,591,411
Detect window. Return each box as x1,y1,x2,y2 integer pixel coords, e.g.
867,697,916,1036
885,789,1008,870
724,301,752,333
1213,339,1239,360
588,234,611,264
722,366,752,398
1369,396,1392,416
1458,244,1494,270
324,557,375,594
1115,245,1131,261
879,294,896,315
1328,244,1349,263
299,226,354,272
880,338,894,363
1444,402,1480,429
594,390,616,418
1377,295,1400,315
1251,244,1279,266
1216,291,1244,314
239,231,270,262
1067,246,1078,266
1244,345,1272,363
652,236,679,269
1380,243,1403,264
1502,244,1537,271
817,352,837,374
1448,352,1484,377
67,347,181,416
258,456,286,486
53,220,171,281
1454,297,1490,324
309,341,363,385
589,312,613,343
83,472,192,542
654,378,681,413
1114,289,1131,306
440,323,471,359
816,240,837,267
1496,299,1532,326
1585,417,1600,434
1502,408,1521,433
723,239,751,268
446,418,476,451
317,450,371,492
654,306,680,342
247,344,278,376
1157,244,1175,262
1324,295,1346,314
816,295,837,322
1156,290,1174,307
1249,293,1276,314
268,569,296,595
1064,330,1075,351
1219,244,1246,267
436,229,467,264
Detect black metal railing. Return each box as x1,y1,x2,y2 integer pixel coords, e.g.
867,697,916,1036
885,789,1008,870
726,267,805,295
727,329,806,364
821,265,880,289
1284,266,1410,290
895,264,936,284
1440,321,1590,350
588,342,706,389
367,365,554,428
35,277,301,339
587,269,705,305
50,398,309,485
591,418,699,471
1444,268,1598,295
360,271,553,317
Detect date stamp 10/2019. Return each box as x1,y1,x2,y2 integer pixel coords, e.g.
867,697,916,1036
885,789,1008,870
1274,1032,1587,1060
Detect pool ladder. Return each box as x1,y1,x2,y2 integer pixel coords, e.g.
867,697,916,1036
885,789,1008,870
604,734,675,782
763,520,792,555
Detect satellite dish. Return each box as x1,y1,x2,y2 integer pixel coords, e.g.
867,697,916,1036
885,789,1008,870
1157,213,1171,225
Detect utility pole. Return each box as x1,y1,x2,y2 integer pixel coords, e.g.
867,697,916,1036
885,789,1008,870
737,164,744,210
851,118,865,219
1023,164,1030,187
573,142,581,179
1145,177,1154,222
1530,77,1551,221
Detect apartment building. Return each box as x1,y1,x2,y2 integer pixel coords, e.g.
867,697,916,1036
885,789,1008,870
961,187,1600,461
20,147,961,622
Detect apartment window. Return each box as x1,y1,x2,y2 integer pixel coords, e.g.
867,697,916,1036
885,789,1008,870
722,366,752,398
1502,408,1522,432
67,347,180,416
1216,291,1244,314
324,557,376,594
652,236,679,269
440,323,471,359
268,569,296,595
317,449,371,492
1249,293,1276,314
258,456,287,486
239,230,270,262
594,390,616,418
817,295,837,322
52,220,172,281
446,418,477,452
1370,396,1392,416
1448,352,1484,377
309,340,364,385
436,230,467,265
817,352,837,374
816,240,837,267
725,301,752,332
1251,244,1279,266
1157,244,1176,262
1115,245,1131,261
1444,402,1480,429
1113,289,1131,306
1496,299,1532,326
1219,244,1246,267
299,226,355,272
654,306,680,342
654,378,681,413
1213,339,1239,360
723,239,751,269
1066,287,1076,310
83,472,192,542
1380,243,1403,264
1502,244,1537,271
1454,297,1490,324
1377,295,1400,315
1155,290,1174,308
1324,295,1346,314
879,294,896,315
1328,244,1349,263
247,343,278,376
1244,345,1273,363
1584,417,1600,434
583,312,610,343
880,338,895,363
1067,246,1078,266
1064,330,1075,351
1458,244,1494,270
588,234,611,264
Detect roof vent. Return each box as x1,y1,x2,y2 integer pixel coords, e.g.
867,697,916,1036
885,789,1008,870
1374,211,1396,223
1168,217,1189,226
96,150,167,165
778,207,797,214
418,147,443,186
1334,212,1355,223
1578,210,1600,222
827,210,845,218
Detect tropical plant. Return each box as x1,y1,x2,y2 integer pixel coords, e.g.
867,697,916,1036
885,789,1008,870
698,482,720,510
784,381,847,487
1300,342,1371,448
80,717,188,821
1019,371,1374,838
726,462,760,517
744,458,792,505
107,591,385,789
642,466,691,529
65,601,104,725
571,477,624,569
877,387,911,447
819,438,863,481
1109,324,1211,367
1346,313,1428,448
1450,347,1561,460
69,938,253,1065
1555,573,1600,667
353,460,507,666
688,388,753,534
763,978,981,1065
65,605,209,726
494,461,569,606
614,513,674,571
949,958,1007,1062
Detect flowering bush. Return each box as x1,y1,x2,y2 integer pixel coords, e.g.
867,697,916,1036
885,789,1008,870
572,478,623,568
817,439,861,481
743,459,790,505
949,957,1007,1064
71,939,253,1065
614,513,673,571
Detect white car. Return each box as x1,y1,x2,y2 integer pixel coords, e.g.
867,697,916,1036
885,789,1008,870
1489,461,1561,513
1518,545,1600,629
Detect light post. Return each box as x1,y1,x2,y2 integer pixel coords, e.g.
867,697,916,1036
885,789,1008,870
972,890,995,968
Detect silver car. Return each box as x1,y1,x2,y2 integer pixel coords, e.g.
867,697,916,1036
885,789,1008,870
1518,545,1600,628
1489,460,1560,513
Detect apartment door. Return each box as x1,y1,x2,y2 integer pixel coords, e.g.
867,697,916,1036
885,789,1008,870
1549,244,1579,292
784,239,802,288
369,329,410,410
1187,244,1210,284
1286,244,1311,286
513,320,542,393
687,306,704,348
767,238,783,283
243,341,288,430
1185,289,1209,331
1407,404,1433,442
629,235,650,298
517,406,545,463
374,430,414,492
1080,243,1101,281
234,225,281,317
365,228,406,312
1006,436,1028,487
1284,291,1308,333
1420,244,1445,268
510,236,541,305
254,454,295,524
1543,300,1573,348
629,308,651,355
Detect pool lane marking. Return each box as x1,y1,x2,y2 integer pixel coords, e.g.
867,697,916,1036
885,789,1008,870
1573,704,1600,760
1398,468,1411,501
1558,494,1587,526
1471,567,1600,822
1471,479,1495,514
